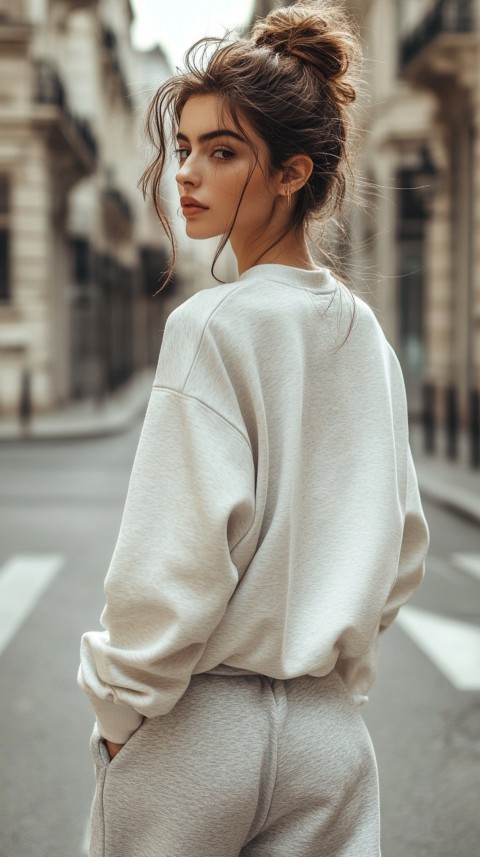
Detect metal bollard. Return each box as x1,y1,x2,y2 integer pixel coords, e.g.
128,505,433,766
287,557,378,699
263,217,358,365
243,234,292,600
469,389,480,469
19,368,32,432
422,381,436,455
445,384,458,460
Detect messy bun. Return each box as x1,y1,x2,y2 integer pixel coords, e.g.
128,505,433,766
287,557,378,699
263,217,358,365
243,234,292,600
140,0,362,290
251,2,357,104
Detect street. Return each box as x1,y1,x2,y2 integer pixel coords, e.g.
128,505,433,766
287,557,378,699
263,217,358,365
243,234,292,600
0,419,479,857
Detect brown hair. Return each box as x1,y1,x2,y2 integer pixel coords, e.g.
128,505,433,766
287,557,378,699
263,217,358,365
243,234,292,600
139,0,362,293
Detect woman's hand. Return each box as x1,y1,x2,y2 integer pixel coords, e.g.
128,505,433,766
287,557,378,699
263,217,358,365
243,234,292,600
106,739,125,760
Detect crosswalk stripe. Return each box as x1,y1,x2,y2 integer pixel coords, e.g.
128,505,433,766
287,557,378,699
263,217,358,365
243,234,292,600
450,552,480,583
0,554,64,656
81,816,91,855
396,605,480,691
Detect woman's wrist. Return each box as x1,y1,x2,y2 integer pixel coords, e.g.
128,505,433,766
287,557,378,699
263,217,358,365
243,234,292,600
105,739,125,759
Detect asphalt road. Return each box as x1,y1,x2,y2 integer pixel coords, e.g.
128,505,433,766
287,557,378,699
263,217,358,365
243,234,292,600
0,418,479,857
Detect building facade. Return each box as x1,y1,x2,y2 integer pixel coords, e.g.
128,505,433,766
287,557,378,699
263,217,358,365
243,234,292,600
350,0,480,468
0,0,204,419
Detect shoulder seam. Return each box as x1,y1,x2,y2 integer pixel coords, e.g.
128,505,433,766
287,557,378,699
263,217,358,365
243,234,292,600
151,385,252,453
179,284,243,393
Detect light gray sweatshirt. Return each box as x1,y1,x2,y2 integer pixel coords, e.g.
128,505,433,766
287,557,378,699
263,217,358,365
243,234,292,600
78,263,430,743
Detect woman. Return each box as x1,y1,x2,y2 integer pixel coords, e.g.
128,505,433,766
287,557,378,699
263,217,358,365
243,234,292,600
78,2,430,855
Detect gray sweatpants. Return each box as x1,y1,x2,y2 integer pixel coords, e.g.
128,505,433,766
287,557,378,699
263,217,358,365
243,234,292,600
87,668,380,856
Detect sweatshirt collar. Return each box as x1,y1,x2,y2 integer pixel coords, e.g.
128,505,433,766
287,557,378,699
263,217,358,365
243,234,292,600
237,263,337,293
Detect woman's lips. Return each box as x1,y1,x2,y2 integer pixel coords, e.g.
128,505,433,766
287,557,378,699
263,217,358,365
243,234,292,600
182,204,208,216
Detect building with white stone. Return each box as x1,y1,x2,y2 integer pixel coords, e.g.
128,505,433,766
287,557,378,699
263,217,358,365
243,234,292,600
349,0,480,467
0,0,237,421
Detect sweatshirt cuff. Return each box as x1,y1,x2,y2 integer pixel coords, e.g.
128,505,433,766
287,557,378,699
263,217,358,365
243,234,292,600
90,696,144,744
352,693,369,706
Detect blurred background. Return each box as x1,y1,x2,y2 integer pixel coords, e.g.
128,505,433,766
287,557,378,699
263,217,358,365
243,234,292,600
0,1,479,856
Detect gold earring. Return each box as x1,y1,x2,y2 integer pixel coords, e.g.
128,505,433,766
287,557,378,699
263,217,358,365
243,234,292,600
286,184,292,208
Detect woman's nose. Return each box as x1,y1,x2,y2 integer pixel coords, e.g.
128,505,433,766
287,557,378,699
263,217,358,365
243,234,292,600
175,158,198,188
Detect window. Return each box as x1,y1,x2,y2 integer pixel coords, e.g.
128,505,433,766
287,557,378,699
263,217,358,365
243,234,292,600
71,237,91,285
0,174,10,301
396,167,426,241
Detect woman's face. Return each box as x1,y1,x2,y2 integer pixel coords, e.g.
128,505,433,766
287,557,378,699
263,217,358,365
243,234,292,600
175,94,281,246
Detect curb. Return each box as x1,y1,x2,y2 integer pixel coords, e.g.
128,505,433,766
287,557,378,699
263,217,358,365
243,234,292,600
416,470,480,526
0,370,154,443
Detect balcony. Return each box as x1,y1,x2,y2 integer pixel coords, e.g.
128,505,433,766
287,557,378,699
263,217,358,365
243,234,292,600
101,185,134,242
50,0,98,11
33,59,97,186
0,0,25,18
0,0,31,48
400,0,477,84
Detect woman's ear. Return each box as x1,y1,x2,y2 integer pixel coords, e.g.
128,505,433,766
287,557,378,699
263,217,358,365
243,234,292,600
279,155,314,199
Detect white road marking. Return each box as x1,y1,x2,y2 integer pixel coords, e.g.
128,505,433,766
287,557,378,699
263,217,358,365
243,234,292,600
81,815,91,855
450,552,480,584
397,606,480,691
0,554,64,656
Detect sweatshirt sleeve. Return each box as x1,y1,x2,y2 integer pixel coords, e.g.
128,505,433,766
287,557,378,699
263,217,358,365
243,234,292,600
336,443,430,703
379,443,430,631
77,387,255,743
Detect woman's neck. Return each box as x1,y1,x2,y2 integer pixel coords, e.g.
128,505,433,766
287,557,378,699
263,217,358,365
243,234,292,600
232,232,319,275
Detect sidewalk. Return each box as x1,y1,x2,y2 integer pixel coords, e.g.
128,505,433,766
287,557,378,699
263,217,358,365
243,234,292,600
0,367,155,442
0,378,478,523
409,422,480,525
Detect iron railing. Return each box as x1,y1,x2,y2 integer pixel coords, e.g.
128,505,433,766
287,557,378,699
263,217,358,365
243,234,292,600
401,0,475,68
33,59,97,160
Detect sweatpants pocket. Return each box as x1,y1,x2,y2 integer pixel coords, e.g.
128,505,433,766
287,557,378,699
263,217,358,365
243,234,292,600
89,718,147,771
90,723,111,769
88,719,151,856
88,723,132,857
87,738,107,857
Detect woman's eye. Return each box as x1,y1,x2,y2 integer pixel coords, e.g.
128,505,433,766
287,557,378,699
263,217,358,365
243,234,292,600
212,148,234,160
174,148,189,162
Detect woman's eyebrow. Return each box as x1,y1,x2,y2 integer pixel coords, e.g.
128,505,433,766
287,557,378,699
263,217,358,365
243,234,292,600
176,129,247,144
